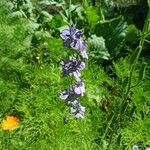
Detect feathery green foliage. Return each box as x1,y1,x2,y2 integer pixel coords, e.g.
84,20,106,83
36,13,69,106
0,0,150,150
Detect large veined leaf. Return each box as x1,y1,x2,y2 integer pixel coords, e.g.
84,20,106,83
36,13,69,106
59,4,84,24
88,35,110,60
94,16,127,57
70,4,85,20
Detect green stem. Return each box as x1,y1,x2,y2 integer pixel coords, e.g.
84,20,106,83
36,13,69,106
124,6,150,101
130,8,150,71
68,0,72,24
100,112,116,146
100,6,150,149
118,4,150,131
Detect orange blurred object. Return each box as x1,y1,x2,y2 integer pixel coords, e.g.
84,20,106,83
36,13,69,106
1,116,19,131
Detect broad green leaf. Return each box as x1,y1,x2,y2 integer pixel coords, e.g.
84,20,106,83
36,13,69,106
88,35,110,60
94,16,127,57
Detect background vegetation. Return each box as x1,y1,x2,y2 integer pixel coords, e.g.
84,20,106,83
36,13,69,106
0,0,150,149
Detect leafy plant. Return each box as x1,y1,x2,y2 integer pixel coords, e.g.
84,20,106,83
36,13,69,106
94,16,127,58
88,35,110,61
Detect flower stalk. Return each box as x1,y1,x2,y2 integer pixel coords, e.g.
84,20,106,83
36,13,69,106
100,6,150,147
60,25,88,119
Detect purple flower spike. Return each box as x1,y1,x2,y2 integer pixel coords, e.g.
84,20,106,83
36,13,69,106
132,145,140,150
70,25,77,35
60,25,82,40
73,81,85,96
60,87,77,102
67,99,79,106
60,25,87,119
60,29,71,40
60,81,85,102
69,102,85,119
60,87,74,101
75,113,84,119
70,40,88,59
70,107,76,113
60,25,88,59
60,25,83,47
75,31,83,39
72,99,79,106
60,90,69,100
64,116,68,124
61,58,85,81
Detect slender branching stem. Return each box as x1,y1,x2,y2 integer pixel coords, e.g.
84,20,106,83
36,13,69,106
100,7,150,149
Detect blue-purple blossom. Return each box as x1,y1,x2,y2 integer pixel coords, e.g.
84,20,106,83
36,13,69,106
60,25,88,59
60,25,83,40
60,86,76,101
60,81,85,101
132,145,140,150
60,58,85,81
60,25,83,47
71,99,79,106
70,107,76,113
60,25,87,120
131,145,150,150
67,99,79,105
74,81,85,96
69,102,85,119
64,116,68,124
70,39,88,59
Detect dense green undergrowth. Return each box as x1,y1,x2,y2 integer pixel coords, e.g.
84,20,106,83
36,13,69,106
0,0,150,150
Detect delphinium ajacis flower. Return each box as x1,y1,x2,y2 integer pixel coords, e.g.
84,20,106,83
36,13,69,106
60,57,85,81
60,81,85,101
60,25,88,59
60,25,88,119
69,99,85,119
